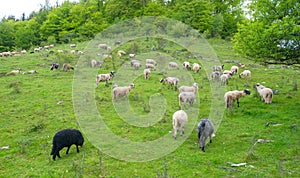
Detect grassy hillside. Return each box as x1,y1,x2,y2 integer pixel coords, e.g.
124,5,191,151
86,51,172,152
0,39,299,177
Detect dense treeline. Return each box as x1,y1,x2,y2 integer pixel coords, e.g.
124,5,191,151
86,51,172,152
0,0,299,63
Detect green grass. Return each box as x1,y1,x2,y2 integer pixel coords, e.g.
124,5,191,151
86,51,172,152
0,39,299,177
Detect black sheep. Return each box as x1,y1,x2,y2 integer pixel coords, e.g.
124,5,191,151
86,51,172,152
50,62,59,70
50,129,84,160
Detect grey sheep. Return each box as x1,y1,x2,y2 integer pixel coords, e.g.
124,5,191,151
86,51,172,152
198,118,214,152
112,83,135,100
50,129,84,160
178,92,196,109
178,83,198,94
62,63,74,71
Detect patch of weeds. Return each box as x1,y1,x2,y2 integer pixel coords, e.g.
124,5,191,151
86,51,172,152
9,81,22,94
29,121,46,133
16,138,33,154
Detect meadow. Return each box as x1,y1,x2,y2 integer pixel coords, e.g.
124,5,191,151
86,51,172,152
0,39,299,177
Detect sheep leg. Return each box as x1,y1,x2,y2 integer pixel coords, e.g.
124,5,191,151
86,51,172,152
105,80,109,87
76,145,80,153
210,136,212,143
237,99,240,107
66,146,71,154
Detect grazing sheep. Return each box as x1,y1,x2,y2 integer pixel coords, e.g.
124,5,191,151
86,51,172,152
117,50,126,57
168,62,179,70
210,71,222,81
70,44,76,48
112,83,135,100
34,47,42,52
132,61,142,70
103,54,112,60
98,43,107,49
21,50,27,55
62,63,74,71
178,92,196,109
49,44,54,48
6,68,22,76
178,83,198,94
197,118,214,152
115,40,122,45
237,62,246,69
129,54,136,58
70,50,75,55
27,70,37,74
255,83,273,104
50,62,60,70
91,60,102,68
144,69,151,79
50,129,84,160
192,63,201,73
96,71,115,87
57,49,64,53
222,70,233,78
130,60,140,67
220,74,229,85
230,65,239,74
145,63,156,70
78,51,84,55
172,110,188,139
146,58,157,66
239,70,251,79
183,61,191,70
44,45,50,50
213,64,224,71
224,89,251,109
160,77,179,90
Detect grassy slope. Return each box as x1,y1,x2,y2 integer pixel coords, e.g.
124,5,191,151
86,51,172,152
0,39,299,177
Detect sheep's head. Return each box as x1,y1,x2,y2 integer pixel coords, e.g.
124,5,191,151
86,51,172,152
110,71,115,76
160,78,165,83
130,83,135,89
244,89,251,95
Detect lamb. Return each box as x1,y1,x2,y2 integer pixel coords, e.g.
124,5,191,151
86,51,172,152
6,68,22,76
96,71,115,87
146,58,157,66
192,63,201,73
50,129,84,160
239,70,251,79
145,63,156,70
112,83,135,100
168,62,179,70
62,63,74,71
178,92,196,109
255,83,273,104
197,118,214,152
50,62,60,70
178,83,198,94
144,69,151,79
160,77,179,90
230,65,239,74
172,110,188,139
224,89,251,108
183,61,191,70
213,64,224,71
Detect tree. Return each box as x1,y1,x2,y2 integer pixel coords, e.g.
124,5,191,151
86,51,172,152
233,0,300,63
0,20,16,51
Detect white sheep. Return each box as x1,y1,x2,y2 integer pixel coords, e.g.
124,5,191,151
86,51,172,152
172,110,188,139
49,44,54,48
21,50,27,55
132,61,142,70
78,51,84,55
91,60,97,68
178,92,196,109
178,83,198,94
222,70,233,78
96,71,115,87
27,70,37,74
145,63,156,70
130,60,140,67
103,54,112,60
220,74,229,85
237,62,246,69
168,62,179,70
224,89,251,109
57,49,64,53
70,50,75,55
98,43,107,49
160,77,179,90
255,83,273,104
70,44,76,48
197,118,214,152
213,64,224,71
144,69,151,79
230,65,239,74
129,54,136,58
192,63,201,73
6,68,22,76
146,58,157,66
239,70,251,79
183,61,191,70
112,83,135,100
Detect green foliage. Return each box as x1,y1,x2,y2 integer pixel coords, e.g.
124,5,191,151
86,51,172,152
233,0,300,63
